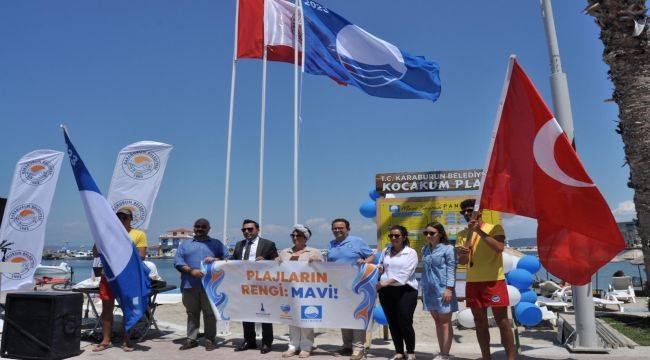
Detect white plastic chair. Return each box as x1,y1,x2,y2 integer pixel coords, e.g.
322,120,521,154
606,276,636,303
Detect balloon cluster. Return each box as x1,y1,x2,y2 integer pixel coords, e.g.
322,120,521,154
506,254,543,327
359,188,395,218
457,253,543,329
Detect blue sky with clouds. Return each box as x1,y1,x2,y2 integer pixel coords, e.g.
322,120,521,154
0,1,636,251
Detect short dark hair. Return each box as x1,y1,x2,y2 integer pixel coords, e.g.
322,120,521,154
460,199,476,210
388,225,410,247
243,219,259,229
425,222,450,245
613,270,625,277
331,218,350,230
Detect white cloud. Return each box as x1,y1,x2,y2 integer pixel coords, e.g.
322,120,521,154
612,200,636,221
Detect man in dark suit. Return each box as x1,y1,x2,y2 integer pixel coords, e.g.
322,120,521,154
231,219,278,354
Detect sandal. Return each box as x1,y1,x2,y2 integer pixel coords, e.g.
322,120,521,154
122,345,135,352
92,343,111,352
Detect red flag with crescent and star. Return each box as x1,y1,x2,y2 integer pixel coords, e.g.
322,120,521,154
480,58,625,285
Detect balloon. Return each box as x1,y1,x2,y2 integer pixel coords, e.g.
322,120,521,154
385,193,396,199
457,308,475,329
514,302,542,327
359,200,377,218
519,289,537,304
517,255,541,275
506,285,521,306
373,304,388,326
502,252,520,274
506,269,534,290
369,189,381,200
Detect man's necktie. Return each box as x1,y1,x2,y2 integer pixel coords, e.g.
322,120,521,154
243,240,252,260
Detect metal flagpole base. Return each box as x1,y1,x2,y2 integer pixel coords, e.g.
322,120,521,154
565,344,610,354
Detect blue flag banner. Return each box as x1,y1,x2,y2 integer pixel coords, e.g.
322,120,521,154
63,127,151,330
302,0,441,102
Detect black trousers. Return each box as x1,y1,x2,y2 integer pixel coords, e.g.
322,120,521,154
243,322,273,346
378,285,417,354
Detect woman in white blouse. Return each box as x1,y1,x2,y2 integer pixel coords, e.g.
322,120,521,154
376,225,419,360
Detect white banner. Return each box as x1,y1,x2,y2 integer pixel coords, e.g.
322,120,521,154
107,141,172,230
201,261,379,330
0,150,64,291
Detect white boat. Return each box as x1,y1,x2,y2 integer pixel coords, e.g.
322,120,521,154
34,262,72,285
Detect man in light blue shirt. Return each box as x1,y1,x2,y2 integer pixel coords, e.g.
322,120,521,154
174,218,225,351
327,218,374,360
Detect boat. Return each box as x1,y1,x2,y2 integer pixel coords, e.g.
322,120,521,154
34,262,72,285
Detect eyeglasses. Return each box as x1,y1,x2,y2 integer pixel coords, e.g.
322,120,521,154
194,225,208,229
241,227,256,233
388,234,401,239
423,231,438,236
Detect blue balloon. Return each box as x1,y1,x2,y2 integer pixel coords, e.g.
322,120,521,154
506,269,534,290
519,289,537,304
517,255,541,275
373,304,388,326
514,302,542,327
359,200,377,218
369,189,381,200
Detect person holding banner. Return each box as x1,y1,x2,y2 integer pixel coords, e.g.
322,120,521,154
376,225,418,360
278,225,323,358
421,222,458,360
175,218,226,351
456,199,514,360
93,208,147,352
231,219,278,354
326,218,374,360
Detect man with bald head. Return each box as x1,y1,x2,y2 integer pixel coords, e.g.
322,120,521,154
174,218,226,351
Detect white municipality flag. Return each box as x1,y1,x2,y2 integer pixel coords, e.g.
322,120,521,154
107,141,172,230
0,150,64,291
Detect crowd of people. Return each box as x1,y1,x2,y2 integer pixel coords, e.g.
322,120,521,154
91,198,515,360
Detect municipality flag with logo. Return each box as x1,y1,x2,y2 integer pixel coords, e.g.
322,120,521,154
302,0,441,101
63,127,150,330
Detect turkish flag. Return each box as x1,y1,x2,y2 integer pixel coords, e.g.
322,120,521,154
480,58,625,285
236,0,300,63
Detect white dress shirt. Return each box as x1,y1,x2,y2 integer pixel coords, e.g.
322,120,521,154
244,236,259,261
379,245,419,290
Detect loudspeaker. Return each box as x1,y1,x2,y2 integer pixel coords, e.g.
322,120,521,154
1,291,83,360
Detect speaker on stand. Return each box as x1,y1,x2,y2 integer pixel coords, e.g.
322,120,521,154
1,291,83,359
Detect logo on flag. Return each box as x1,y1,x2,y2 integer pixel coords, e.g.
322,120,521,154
2,250,36,280
9,204,45,231
112,199,147,228
122,151,160,180
19,159,56,186
301,305,322,320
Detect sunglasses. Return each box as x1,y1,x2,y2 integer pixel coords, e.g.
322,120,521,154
423,231,438,236
388,234,402,239
194,225,208,229
290,233,305,238
459,209,474,215
241,227,256,233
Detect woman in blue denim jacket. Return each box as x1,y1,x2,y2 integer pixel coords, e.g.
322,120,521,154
421,222,458,360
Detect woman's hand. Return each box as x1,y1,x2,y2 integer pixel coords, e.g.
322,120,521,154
308,255,322,263
377,265,384,274
375,281,384,291
442,288,452,304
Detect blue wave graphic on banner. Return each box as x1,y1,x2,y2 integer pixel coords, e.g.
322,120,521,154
202,262,229,320
352,263,379,329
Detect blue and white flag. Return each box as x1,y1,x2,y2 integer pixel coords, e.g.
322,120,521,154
63,127,150,330
302,1,441,102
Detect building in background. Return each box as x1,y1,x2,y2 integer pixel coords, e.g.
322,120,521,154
617,221,640,248
157,228,194,257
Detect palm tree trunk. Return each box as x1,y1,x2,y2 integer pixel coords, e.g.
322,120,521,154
586,0,650,300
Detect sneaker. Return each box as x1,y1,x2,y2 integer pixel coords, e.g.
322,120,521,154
205,339,217,351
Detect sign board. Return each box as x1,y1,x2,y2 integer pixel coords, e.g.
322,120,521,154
375,169,482,194
376,195,501,261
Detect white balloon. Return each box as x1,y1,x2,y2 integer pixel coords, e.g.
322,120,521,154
507,285,521,306
385,193,396,199
502,252,521,274
457,308,475,329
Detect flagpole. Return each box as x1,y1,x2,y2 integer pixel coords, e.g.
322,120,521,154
540,0,598,351
258,47,268,231
292,0,302,225
223,0,240,244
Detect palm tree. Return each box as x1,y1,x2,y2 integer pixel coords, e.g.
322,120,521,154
586,1,649,298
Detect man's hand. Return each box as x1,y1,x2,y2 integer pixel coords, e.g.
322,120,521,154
442,288,453,304
356,258,366,265
190,269,204,278
255,256,265,261
204,257,216,264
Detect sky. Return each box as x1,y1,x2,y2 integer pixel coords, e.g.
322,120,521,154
0,0,637,251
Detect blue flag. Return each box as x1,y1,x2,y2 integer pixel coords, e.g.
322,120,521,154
63,127,151,330
303,1,441,102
